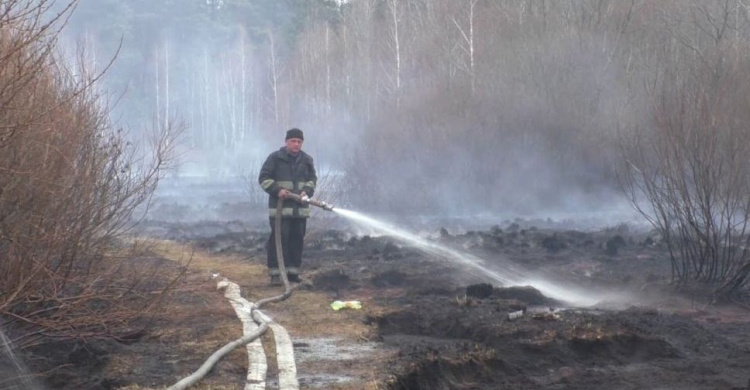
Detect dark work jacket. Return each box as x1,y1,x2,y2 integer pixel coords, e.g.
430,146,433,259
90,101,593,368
258,147,317,218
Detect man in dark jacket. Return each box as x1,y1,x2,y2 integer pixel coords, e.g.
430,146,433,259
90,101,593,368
258,128,317,285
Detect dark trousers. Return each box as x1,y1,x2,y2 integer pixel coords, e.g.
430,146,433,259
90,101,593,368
266,218,306,275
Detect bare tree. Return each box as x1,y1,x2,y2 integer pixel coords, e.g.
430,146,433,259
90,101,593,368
267,29,282,127
452,0,480,94
385,0,403,105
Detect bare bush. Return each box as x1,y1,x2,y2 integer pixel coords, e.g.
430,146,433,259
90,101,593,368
306,165,345,235
0,0,183,348
238,160,269,209
620,6,750,298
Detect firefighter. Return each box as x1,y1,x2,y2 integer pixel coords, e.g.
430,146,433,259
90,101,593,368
258,128,317,285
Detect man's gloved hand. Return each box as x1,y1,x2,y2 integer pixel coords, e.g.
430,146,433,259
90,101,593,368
278,188,290,198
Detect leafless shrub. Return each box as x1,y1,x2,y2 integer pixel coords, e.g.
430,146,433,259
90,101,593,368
238,160,268,209
307,165,345,235
620,22,750,299
0,0,184,348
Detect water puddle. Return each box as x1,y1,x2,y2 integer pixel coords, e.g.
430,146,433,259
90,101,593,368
292,337,381,388
293,337,378,362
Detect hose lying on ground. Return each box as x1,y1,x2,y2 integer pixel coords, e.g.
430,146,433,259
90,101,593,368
168,200,298,390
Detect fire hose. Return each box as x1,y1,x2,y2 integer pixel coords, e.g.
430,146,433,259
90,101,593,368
168,194,334,390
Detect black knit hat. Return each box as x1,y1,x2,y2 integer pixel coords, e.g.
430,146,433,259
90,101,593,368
285,128,304,141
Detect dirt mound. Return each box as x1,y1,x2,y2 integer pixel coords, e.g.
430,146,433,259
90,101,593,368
313,269,351,292
387,342,528,390
466,283,493,298
493,286,553,305
567,332,677,362
372,270,408,287
377,294,747,389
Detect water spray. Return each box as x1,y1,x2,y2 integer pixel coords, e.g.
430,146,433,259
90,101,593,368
331,208,616,307
278,196,621,306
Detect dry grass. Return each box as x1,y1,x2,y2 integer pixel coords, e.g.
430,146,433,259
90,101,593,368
151,240,373,337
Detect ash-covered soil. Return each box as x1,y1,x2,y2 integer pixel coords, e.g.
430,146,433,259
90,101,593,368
303,223,750,390
18,217,750,389
146,217,750,389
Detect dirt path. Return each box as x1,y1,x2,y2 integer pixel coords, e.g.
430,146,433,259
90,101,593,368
49,240,395,390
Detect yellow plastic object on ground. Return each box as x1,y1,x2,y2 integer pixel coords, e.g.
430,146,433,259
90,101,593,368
330,300,362,311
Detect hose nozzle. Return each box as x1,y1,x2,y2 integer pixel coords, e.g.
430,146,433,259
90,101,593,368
315,200,334,211
286,193,334,211
301,194,334,211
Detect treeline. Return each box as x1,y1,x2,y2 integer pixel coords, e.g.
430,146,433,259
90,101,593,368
288,1,750,214
59,0,337,170
67,1,749,212
292,0,750,296
64,1,750,293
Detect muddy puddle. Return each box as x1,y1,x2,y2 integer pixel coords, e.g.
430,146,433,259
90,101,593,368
293,337,381,388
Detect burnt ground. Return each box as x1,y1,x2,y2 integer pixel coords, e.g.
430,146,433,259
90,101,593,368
11,218,750,389
302,223,750,390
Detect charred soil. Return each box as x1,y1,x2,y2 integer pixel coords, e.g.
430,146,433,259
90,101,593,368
17,220,750,389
